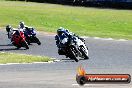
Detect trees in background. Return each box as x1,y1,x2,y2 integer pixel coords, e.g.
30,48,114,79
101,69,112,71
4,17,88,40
6,0,132,9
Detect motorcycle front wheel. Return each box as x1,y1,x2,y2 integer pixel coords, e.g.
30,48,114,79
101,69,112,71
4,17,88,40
22,41,29,49
80,46,89,59
69,46,79,62
34,37,41,45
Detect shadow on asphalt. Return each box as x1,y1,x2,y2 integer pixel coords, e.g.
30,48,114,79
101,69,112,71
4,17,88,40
60,58,88,62
0,44,13,46
61,59,75,62
0,48,27,51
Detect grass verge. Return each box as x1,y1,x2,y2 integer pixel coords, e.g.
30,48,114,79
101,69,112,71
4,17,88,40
0,52,52,64
0,1,132,39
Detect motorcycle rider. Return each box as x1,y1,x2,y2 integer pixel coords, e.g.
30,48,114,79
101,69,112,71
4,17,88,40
6,25,20,38
6,25,13,39
18,21,26,30
19,21,31,33
18,21,35,35
18,21,30,38
55,27,71,47
55,27,84,55
6,25,22,44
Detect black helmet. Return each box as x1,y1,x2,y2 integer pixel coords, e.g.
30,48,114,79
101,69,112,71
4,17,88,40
57,27,65,36
6,25,12,32
20,21,25,29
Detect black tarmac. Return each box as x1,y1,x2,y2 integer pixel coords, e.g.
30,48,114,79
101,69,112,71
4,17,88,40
0,30,132,88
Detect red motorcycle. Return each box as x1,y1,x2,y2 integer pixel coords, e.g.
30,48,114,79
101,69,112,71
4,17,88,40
11,30,29,49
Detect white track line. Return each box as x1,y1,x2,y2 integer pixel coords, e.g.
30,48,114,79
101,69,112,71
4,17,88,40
0,61,54,65
117,39,128,41
72,84,90,86
0,52,61,65
82,36,128,42
93,37,101,39
103,38,114,40
72,84,79,86
53,59,61,62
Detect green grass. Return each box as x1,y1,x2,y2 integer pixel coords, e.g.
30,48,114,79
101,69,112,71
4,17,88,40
0,52,52,64
0,1,132,39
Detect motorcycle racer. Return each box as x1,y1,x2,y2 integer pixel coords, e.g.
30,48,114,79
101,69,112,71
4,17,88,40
55,27,89,62
18,21,29,33
18,21,41,45
6,25,13,39
55,27,72,47
6,24,29,49
18,21,26,30
55,27,84,55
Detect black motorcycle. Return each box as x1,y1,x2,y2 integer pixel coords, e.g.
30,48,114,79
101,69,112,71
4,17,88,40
57,36,89,62
58,37,80,62
24,27,41,45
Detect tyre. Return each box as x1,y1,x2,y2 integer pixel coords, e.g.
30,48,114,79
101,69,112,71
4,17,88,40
28,42,31,45
12,42,21,49
22,41,29,49
80,46,89,59
69,46,79,62
34,37,41,45
25,37,31,45
16,46,21,49
27,40,31,45
37,41,41,45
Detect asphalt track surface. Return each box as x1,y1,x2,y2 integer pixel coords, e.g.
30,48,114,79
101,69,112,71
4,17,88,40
0,29,132,88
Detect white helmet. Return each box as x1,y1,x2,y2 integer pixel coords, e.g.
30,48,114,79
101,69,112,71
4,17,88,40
58,27,64,30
